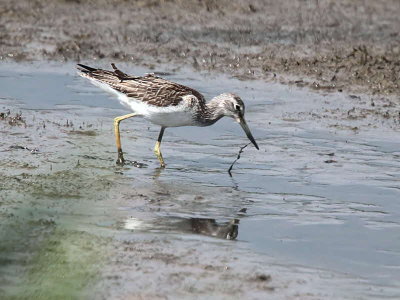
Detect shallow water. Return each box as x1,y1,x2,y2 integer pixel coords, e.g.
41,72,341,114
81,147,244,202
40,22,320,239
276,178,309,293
1,62,399,298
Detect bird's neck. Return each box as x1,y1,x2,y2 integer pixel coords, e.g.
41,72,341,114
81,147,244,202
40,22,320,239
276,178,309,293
198,97,225,126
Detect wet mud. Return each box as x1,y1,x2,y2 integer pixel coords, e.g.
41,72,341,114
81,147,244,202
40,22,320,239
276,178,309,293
0,0,399,98
0,1,399,297
1,64,400,299
0,104,318,299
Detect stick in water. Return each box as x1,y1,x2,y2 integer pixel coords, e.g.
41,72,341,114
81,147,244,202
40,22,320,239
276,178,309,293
228,143,250,177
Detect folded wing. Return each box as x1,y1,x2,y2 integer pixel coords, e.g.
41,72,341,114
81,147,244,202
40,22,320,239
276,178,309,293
77,63,205,107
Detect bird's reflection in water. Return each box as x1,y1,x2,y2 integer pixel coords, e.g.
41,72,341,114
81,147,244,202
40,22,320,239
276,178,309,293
125,169,242,240
182,218,239,240
123,217,240,240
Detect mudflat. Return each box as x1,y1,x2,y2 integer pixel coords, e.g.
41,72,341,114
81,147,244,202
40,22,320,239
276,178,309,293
1,0,399,95
1,1,400,299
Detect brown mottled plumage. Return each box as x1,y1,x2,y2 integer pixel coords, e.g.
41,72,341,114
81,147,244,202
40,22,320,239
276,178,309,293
77,63,259,167
78,63,205,107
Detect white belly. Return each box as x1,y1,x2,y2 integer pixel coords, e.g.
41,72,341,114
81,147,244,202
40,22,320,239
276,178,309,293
144,110,195,127
123,94,196,127
87,78,196,127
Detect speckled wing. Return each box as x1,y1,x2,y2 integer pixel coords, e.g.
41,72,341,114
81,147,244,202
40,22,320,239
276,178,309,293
77,64,205,107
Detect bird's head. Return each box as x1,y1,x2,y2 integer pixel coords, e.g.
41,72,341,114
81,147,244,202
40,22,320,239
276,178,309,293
217,93,259,150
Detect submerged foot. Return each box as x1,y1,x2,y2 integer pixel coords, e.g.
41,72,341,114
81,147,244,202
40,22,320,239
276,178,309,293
156,156,166,168
116,149,125,166
158,157,166,168
154,148,166,168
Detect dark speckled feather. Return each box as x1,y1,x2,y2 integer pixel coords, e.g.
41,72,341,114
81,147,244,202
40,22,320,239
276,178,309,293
77,63,205,107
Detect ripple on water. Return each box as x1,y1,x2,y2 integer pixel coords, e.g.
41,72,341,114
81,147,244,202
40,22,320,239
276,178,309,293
1,63,400,298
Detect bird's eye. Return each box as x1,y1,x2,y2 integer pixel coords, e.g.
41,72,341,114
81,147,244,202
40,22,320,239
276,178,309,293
235,105,241,111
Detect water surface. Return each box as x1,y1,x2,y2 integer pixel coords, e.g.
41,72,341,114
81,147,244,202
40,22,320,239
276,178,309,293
1,62,399,298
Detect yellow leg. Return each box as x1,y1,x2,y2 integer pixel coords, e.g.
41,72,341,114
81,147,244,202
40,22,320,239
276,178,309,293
154,127,166,167
114,113,137,165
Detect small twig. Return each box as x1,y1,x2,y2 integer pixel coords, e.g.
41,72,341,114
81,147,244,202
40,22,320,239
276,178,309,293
228,143,250,177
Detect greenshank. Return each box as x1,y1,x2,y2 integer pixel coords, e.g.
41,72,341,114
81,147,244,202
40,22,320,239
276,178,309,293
77,63,259,167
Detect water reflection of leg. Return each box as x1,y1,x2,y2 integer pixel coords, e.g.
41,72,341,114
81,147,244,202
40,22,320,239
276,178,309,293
152,166,166,179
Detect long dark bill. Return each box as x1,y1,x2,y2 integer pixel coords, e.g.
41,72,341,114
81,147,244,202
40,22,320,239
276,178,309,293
239,116,259,150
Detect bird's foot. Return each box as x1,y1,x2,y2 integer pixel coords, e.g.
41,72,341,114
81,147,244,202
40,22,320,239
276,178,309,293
156,156,166,168
116,149,125,166
154,147,166,168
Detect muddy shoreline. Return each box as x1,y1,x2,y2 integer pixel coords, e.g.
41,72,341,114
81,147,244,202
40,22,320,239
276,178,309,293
0,102,385,300
1,0,399,97
1,1,400,298
1,62,400,299
0,101,360,300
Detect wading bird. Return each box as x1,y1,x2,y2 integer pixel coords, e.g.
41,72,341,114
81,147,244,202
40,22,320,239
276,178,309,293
77,64,259,167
